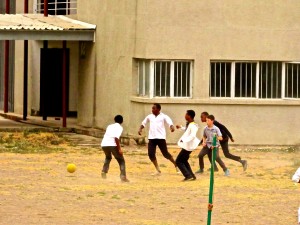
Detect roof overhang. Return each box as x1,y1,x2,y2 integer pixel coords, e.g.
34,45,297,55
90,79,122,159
0,14,96,41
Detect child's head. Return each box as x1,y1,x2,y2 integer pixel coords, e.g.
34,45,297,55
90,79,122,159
152,103,161,115
201,111,209,122
185,110,195,121
114,115,123,124
206,114,215,126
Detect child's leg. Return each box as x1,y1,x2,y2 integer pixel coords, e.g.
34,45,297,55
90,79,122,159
176,149,193,178
102,147,112,174
148,140,160,172
183,152,194,177
207,151,219,171
220,141,241,162
198,146,209,170
158,139,177,167
215,148,227,171
111,147,127,178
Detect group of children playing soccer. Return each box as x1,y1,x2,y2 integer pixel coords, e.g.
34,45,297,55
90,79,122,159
100,103,248,182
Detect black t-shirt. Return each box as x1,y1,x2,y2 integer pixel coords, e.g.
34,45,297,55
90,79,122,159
213,120,233,142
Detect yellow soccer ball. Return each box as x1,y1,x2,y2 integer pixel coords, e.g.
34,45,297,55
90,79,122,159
67,163,76,173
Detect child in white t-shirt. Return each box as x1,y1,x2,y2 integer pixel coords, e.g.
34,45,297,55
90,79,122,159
101,115,129,182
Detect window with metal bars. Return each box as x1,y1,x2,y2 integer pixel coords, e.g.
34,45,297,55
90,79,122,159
138,60,150,97
35,0,77,15
235,62,257,98
210,62,231,97
137,60,192,98
210,61,292,99
259,62,282,99
285,63,300,98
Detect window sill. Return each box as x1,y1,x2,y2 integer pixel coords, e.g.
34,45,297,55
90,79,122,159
130,96,300,105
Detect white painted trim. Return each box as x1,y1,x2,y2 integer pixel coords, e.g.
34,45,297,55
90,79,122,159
282,62,286,99
231,62,235,98
149,61,154,99
256,62,259,99
170,61,175,98
189,61,193,98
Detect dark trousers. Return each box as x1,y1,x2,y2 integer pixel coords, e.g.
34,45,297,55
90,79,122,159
148,139,172,161
176,149,194,178
220,141,241,162
102,146,126,177
198,146,227,172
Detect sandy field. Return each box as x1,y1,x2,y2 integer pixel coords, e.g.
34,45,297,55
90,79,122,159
0,132,299,225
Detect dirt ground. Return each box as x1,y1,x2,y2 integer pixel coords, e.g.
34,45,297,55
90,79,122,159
0,132,299,225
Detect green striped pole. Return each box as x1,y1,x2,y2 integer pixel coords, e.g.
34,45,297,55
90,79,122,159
207,134,217,225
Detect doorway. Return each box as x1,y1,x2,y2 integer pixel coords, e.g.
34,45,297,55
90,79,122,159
40,48,70,117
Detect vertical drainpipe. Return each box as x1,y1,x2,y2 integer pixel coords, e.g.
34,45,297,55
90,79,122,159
23,0,29,120
62,41,67,127
4,0,10,113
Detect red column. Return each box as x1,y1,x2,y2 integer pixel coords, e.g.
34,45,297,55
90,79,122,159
62,41,67,127
44,0,48,17
4,0,10,113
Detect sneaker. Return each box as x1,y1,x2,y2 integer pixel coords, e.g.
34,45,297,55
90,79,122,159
121,177,130,182
224,169,230,176
241,160,248,171
151,171,161,176
182,176,194,182
195,169,204,174
175,167,181,174
192,174,197,180
101,172,107,179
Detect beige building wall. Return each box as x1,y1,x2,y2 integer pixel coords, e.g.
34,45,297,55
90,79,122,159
77,0,137,132
76,1,300,145
129,0,300,145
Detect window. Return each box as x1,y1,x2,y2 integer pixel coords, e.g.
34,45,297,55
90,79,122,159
235,62,256,98
137,60,193,98
35,0,77,15
210,62,231,97
210,61,300,99
154,61,171,97
285,63,300,98
259,62,281,99
138,60,150,96
174,61,191,97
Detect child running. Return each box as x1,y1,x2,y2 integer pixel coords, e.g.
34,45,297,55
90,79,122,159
101,115,129,182
196,112,247,173
175,110,200,181
138,103,179,175
199,114,230,176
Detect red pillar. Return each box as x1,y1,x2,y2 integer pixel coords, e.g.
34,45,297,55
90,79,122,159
23,0,29,120
4,0,10,113
44,0,48,17
62,41,67,127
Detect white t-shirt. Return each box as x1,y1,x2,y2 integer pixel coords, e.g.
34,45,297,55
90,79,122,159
292,167,300,183
177,122,200,151
101,123,123,147
141,112,173,139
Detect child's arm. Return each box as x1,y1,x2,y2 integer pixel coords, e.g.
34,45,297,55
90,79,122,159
139,116,149,135
202,136,207,146
176,125,186,130
115,137,122,155
216,127,223,141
